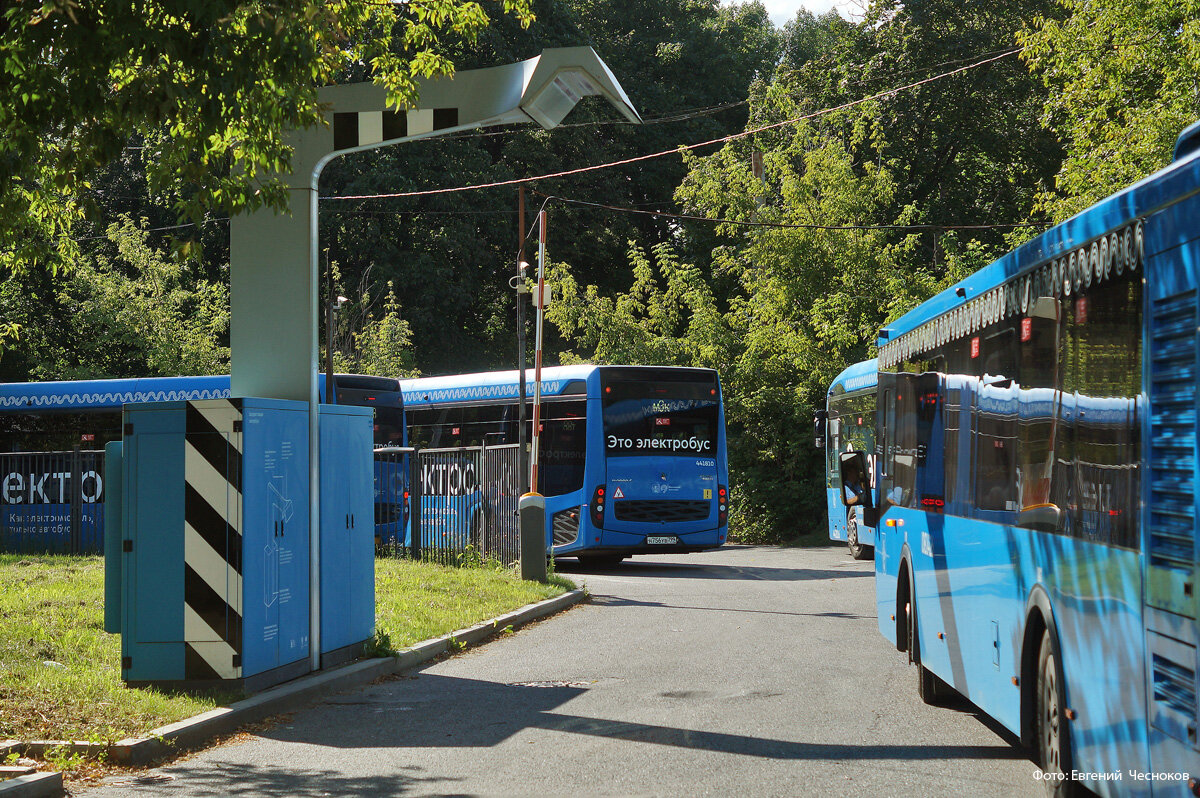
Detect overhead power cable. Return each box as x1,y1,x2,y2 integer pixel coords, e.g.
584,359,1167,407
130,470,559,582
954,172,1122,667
532,191,1050,232
322,47,1023,202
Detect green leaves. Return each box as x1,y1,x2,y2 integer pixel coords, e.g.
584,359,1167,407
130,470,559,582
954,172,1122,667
1020,0,1200,220
0,0,534,276
331,282,421,378
0,217,230,380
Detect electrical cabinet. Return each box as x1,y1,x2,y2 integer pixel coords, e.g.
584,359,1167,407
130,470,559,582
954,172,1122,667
318,405,376,667
118,398,311,692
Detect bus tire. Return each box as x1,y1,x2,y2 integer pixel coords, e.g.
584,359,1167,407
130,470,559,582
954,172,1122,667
909,592,953,706
1036,628,1080,795
846,512,872,560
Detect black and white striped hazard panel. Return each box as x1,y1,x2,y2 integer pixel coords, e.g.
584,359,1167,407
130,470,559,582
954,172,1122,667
333,108,460,150
183,399,244,680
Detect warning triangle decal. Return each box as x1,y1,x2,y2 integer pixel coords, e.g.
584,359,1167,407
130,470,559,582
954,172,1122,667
613,487,625,499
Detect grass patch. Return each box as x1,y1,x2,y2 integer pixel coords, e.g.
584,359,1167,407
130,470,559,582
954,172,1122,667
0,554,217,743
1,554,573,743
374,557,572,650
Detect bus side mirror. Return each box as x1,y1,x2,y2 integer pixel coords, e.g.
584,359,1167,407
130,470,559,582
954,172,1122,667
813,410,828,450
838,450,872,509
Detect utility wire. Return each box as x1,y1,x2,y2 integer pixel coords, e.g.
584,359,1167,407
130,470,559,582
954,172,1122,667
532,191,1050,232
323,47,1023,202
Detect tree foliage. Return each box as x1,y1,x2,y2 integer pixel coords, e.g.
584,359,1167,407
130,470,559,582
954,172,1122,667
548,0,1059,541
1020,0,1200,219
319,0,780,374
0,217,230,380
0,0,534,275
331,282,421,378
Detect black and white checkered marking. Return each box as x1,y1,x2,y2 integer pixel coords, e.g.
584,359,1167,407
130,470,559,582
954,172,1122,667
333,108,460,150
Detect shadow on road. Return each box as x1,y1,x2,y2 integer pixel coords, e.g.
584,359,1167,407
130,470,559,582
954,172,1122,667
241,673,1024,765
97,763,460,797
586,594,874,620
555,560,871,582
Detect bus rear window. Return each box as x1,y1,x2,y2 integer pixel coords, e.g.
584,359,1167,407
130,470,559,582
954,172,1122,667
601,377,719,456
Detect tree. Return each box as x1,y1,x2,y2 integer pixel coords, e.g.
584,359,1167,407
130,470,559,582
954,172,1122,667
331,282,421,378
0,0,534,276
1020,0,1200,220
0,217,230,380
549,110,957,541
547,240,734,369
317,0,781,376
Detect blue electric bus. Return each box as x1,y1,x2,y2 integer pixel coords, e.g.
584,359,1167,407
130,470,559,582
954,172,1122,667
0,374,406,552
837,121,1200,792
816,359,878,559
401,364,729,564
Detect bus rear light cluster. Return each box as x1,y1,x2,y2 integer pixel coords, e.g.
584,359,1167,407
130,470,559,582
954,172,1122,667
590,485,606,528
718,485,728,526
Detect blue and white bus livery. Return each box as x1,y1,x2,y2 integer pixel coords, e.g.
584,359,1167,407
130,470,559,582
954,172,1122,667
401,364,729,565
817,359,878,559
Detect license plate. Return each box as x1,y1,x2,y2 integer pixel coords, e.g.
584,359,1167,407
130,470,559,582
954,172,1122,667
646,535,678,545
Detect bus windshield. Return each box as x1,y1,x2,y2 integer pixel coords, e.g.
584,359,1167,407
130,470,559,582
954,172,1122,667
601,374,719,457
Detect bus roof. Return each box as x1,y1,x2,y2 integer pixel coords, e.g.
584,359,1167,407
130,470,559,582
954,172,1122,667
400,364,719,407
0,375,231,411
829,359,877,397
0,373,398,411
879,122,1200,345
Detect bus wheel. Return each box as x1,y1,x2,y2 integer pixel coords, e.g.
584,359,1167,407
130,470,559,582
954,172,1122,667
846,513,872,561
910,595,952,706
1036,629,1078,795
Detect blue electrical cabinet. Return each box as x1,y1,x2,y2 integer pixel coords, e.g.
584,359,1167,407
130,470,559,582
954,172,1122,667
318,405,375,668
118,398,311,692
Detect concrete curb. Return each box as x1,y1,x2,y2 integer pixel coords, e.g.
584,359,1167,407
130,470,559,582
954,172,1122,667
4,587,587,798
0,774,63,798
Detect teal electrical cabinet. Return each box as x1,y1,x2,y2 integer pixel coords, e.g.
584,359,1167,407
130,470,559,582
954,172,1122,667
318,405,375,667
118,398,311,692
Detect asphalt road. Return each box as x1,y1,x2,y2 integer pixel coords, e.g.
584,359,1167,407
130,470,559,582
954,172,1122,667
82,545,1044,797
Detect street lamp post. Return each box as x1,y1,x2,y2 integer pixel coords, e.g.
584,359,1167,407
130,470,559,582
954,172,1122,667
230,47,642,668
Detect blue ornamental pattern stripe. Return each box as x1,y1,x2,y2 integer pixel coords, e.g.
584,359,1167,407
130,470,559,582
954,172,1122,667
0,388,230,410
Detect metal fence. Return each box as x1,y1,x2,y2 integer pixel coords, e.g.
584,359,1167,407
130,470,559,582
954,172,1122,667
0,449,106,554
0,443,526,564
375,443,523,567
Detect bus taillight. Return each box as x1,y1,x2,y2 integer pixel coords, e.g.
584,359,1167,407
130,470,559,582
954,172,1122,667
718,485,728,526
590,486,606,528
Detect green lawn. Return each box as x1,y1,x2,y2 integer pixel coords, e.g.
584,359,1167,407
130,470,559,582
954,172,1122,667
0,554,572,743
